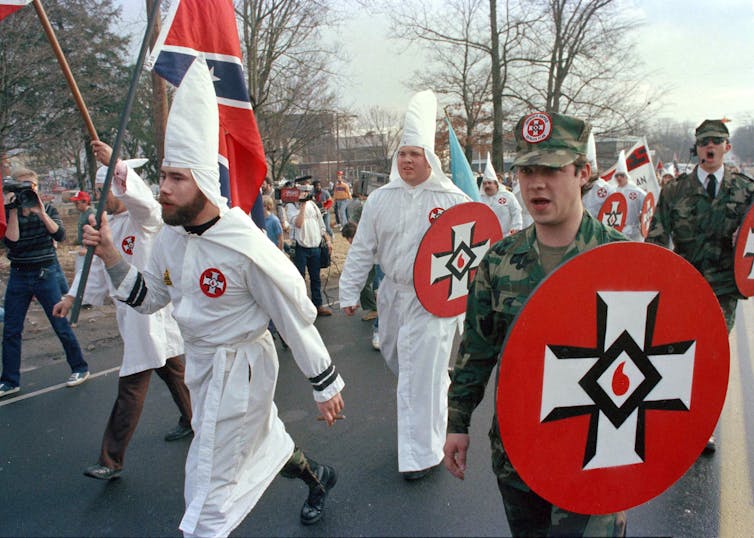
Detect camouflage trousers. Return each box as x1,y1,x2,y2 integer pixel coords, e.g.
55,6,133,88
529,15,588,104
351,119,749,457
490,423,627,537
717,294,738,333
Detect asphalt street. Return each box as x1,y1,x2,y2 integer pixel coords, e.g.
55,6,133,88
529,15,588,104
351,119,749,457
1,297,752,537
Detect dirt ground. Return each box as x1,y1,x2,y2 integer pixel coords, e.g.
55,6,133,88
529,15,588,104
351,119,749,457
0,203,349,370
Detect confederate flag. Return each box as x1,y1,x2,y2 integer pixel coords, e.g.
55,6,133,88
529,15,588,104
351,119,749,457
0,0,31,21
147,0,267,219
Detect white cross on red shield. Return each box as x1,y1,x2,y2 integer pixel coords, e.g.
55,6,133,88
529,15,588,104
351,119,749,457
639,192,655,238
497,242,729,514
414,202,502,317
597,192,628,232
734,204,754,297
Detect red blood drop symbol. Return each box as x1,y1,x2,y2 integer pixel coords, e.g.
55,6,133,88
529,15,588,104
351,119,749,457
457,254,465,269
612,361,630,396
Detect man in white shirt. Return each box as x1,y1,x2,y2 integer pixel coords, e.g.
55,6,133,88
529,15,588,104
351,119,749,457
287,184,333,316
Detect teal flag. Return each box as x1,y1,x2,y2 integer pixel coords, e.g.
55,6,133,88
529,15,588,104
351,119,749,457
446,118,480,201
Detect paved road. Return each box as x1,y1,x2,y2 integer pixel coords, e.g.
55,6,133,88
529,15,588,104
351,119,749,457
1,299,752,537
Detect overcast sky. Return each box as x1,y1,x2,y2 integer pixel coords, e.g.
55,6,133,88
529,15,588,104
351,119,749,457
115,0,754,126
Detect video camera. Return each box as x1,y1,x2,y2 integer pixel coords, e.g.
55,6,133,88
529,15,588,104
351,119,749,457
2,179,38,209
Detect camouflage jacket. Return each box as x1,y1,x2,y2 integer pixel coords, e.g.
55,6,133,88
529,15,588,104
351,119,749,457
447,212,626,434
646,166,754,298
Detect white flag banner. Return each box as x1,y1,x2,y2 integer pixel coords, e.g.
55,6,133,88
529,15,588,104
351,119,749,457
601,138,661,198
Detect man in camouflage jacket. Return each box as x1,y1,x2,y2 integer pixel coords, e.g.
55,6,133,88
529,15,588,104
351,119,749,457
646,119,754,332
444,112,627,537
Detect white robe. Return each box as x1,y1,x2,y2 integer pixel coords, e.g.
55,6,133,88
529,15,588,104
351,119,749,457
582,177,616,219
113,208,343,537
512,182,534,229
69,169,183,376
479,189,523,236
616,183,647,241
339,174,467,472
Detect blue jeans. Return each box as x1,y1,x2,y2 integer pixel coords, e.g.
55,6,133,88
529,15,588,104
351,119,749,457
1,263,88,387
293,245,323,308
335,200,349,226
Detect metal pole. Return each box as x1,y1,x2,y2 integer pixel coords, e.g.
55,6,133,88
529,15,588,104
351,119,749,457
70,0,162,324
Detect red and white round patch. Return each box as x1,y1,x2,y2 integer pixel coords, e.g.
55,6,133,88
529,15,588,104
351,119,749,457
121,235,135,256
628,191,638,201
199,267,227,298
597,186,608,199
498,197,507,205
497,243,729,514
428,207,445,224
521,113,552,144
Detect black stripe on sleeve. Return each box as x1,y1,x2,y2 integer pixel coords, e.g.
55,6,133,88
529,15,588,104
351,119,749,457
309,365,338,392
125,272,147,307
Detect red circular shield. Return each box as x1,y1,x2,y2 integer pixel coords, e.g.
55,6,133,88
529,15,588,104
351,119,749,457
199,268,227,298
414,202,502,317
597,192,628,232
639,192,655,238
497,243,729,514
734,204,754,297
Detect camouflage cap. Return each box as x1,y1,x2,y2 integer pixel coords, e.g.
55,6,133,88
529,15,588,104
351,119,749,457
512,112,591,168
695,119,729,141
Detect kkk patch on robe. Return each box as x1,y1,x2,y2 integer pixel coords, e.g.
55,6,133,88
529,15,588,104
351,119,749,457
428,207,445,223
199,268,227,298
121,235,136,256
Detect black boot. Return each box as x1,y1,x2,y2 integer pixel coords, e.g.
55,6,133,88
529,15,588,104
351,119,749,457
299,459,337,525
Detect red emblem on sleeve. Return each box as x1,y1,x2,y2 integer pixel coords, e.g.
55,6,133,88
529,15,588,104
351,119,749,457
121,235,135,256
199,268,227,298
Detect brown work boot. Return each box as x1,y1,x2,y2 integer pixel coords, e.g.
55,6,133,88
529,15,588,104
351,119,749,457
316,307,332,317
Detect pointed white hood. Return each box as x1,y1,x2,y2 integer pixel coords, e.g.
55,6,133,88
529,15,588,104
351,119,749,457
586,132,598,171
163,54,225,211
387,90,459,193
615,150,630,178
479,152,501,195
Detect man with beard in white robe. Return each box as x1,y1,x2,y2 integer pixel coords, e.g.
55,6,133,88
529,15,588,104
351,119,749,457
339,90,469,480
478,152,522,236
81,56,344,537
55,142,192,481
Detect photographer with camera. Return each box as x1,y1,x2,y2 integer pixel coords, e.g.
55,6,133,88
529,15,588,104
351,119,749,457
0,168,89,398
286,178,333,317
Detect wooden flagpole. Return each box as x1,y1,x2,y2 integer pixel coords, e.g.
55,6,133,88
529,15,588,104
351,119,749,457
69,0,162,324
31,0,98,140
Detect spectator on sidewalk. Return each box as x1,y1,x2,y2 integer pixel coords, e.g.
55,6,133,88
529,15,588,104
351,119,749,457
1,167,89,398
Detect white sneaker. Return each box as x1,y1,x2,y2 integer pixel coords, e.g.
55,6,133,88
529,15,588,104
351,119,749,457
0,382,20,398
371,332,380,350
66,370,90,387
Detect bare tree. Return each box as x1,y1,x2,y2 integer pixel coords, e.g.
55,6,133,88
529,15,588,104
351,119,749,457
515,0,662,135
384,0,534,171
0,0,131,185
237,0,341,181
358,105,403,171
